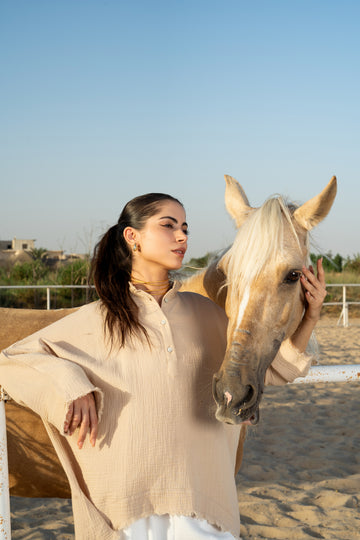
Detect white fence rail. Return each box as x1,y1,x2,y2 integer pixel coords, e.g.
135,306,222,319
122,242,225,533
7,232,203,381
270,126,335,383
1,284,360,325
293,364,360,384
0,285,92,310
324,283,360,327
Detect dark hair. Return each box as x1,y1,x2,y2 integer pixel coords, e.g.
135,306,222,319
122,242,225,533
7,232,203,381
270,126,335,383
90,193,183,347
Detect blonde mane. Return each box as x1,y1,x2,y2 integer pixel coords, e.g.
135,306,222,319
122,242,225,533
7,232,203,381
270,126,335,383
221,196,306,298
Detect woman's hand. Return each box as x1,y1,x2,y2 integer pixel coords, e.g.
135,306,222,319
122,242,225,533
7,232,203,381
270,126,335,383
301,257,327,323
289,258,327,353
64,392,98,449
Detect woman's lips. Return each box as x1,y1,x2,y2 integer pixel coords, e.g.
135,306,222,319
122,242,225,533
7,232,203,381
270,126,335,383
172,249,186,257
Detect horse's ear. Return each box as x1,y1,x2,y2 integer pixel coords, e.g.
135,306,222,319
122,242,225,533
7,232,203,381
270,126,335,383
293,176,337,231
224,175,253,228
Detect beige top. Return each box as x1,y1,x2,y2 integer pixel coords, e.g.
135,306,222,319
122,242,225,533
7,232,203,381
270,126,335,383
0,283,312,539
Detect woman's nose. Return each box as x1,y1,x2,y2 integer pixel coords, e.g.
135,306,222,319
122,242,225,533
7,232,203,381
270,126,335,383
177,231,187,242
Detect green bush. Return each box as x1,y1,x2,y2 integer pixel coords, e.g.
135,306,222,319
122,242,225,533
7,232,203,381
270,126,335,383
56,259,90,286
343,254,360,274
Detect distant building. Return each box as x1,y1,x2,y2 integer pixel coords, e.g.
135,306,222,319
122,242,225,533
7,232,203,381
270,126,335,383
43,250,66,261
0,237,86,269
11,237,36,251
0,237,36,269
41,250,66,268
0,238,36,251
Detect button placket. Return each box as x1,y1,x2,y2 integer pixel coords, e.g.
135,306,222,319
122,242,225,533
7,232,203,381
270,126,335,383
157,312,175,360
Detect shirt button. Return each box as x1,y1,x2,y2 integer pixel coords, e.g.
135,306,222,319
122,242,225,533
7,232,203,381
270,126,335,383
161,319,166,325
167,346,173,353
163,298,168,303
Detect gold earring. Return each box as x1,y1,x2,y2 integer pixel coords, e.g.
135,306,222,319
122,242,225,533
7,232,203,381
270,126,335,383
133,243,137,252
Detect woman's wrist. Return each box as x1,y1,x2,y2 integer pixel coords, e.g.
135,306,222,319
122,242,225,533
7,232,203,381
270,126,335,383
303,309,321,325
290,314,317,353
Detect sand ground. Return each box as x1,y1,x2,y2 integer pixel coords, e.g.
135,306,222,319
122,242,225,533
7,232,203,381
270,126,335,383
8,316,360,539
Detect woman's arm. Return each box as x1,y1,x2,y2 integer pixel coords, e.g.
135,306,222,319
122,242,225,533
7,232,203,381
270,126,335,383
0,328,102,447
289,257,327,352
0,304,104,448
265,258,327,385
0,341,102,441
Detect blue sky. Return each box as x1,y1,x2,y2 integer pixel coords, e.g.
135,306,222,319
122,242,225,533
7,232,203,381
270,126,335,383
1,0,359,261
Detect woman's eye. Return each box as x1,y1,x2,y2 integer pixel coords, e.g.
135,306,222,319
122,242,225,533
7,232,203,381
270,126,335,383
284,270,302,283
162,223,174,229
183,229,190,236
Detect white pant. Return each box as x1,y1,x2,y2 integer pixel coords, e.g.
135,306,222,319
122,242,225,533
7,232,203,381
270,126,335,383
120,514,239,540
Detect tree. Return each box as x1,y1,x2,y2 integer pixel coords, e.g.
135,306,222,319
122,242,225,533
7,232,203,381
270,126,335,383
29,247,48,261
57,259,90,286
343,254,360,273
310,252,343,272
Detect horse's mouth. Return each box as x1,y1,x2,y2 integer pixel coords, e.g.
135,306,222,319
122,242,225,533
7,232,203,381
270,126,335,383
236,404,260,425
215,403,260,426
248,408,260,425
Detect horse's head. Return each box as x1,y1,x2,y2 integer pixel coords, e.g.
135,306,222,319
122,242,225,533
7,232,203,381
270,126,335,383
212,175,337,425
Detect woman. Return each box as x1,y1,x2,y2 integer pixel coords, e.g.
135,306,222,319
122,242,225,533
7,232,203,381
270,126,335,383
0,193,326,540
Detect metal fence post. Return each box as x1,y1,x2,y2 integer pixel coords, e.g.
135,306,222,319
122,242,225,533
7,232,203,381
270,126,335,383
337,285,349,327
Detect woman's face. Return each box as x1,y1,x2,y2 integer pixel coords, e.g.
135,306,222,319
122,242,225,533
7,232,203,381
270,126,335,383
133,200,188,272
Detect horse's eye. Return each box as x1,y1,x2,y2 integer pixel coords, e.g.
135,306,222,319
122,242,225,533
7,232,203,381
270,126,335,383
284,270,302,283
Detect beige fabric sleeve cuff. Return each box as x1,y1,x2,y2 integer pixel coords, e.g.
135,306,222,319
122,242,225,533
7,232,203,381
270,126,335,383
264,339,313,386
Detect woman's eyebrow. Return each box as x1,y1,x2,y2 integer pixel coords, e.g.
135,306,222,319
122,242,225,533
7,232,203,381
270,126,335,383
159,216,188,227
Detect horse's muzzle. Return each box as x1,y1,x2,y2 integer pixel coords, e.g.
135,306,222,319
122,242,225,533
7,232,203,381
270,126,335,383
212,373,261,425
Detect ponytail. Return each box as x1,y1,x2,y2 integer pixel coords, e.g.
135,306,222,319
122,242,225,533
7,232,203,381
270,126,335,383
90,222,148,348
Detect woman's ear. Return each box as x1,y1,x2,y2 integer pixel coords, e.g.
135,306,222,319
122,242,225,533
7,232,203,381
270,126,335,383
123,227,138,249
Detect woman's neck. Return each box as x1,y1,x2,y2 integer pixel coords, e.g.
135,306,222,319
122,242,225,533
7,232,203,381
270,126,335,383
130,270,170,305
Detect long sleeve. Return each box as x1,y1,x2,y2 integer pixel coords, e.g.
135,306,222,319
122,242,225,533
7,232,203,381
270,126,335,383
0,305,104,434
264,338,313,386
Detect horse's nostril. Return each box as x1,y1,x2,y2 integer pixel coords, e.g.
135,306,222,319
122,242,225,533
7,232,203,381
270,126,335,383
244,385,254,404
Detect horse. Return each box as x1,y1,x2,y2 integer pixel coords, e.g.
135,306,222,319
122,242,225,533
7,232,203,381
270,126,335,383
1,175,337,498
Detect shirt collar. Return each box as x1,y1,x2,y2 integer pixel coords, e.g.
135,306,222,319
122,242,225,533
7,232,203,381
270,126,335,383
128,280,182,303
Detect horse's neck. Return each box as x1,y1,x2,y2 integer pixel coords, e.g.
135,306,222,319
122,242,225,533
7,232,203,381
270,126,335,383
180,258,228,309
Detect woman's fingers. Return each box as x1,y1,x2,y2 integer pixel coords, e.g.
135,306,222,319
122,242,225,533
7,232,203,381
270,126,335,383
64,402,74,434
76,404,89,449
301,258,327,319
316,257,326,287
70,399,83,436
89,398,98,447
64,393,98,449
